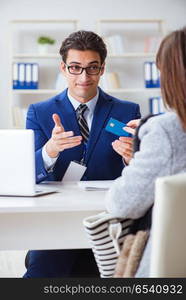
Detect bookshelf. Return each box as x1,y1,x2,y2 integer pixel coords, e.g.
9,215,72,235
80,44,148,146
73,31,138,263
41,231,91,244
12,87,161,95
9,19,166,128
9,19,79,128
96,19,166,116
12,53,60,59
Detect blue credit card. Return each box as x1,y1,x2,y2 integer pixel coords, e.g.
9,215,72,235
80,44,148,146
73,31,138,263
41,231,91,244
105,117,132,137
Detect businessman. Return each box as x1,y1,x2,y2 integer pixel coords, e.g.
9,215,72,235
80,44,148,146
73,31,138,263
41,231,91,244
24,30,141,277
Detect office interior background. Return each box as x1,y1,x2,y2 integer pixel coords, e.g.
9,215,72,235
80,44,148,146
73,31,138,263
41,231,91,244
0,0,186,277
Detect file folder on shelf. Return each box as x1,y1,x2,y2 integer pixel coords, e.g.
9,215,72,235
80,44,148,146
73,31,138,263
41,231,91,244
159,96,165,113
12,63,39,89
12,63,19,89
25,63,32,89
144,62,160,88
18,63,25,89
149,97,165,115
31,63,39,89
151,62,160,88
144,62,152,88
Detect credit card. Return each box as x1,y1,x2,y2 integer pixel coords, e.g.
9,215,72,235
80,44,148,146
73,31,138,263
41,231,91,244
105,117,132,137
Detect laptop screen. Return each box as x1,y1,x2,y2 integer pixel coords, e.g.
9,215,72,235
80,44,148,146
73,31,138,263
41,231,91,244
0,129,36,196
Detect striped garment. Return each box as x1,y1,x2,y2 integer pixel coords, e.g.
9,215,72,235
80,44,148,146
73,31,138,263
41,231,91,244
83,212,134,277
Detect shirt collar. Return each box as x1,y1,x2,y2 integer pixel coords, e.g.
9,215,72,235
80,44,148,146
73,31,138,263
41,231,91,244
67,89,99,114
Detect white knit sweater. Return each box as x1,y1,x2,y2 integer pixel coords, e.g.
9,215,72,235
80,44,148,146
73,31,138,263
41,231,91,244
105,111,186,277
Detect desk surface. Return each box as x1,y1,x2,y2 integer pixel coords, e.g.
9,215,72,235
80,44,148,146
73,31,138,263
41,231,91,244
0,182,107,250
0,182,106,213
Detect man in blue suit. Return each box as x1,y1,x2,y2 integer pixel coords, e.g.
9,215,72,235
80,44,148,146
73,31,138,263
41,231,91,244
24,30,141,277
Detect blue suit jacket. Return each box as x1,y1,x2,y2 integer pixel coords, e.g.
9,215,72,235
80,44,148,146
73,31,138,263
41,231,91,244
26,88,141,183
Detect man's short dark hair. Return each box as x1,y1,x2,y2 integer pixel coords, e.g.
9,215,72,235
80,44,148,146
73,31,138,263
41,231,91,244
59,30,107,64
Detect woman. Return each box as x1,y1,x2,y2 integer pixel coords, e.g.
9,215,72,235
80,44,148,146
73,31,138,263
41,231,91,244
105,26,186,277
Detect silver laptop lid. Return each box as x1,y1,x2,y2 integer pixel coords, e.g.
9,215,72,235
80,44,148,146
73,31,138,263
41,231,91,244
0,129,36,196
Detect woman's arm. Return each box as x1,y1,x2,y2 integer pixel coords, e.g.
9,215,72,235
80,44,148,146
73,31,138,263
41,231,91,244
105,119,172,219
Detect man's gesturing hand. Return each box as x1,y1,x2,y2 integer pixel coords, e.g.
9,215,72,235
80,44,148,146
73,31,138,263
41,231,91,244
45,113,82,158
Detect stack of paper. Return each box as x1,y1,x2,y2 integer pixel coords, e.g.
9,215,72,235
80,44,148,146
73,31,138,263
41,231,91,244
78,180,114,191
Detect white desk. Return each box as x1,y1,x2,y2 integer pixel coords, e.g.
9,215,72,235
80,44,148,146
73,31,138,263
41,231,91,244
0,182,106,250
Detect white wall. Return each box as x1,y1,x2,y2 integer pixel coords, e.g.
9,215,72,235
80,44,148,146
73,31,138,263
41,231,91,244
0,0,186,128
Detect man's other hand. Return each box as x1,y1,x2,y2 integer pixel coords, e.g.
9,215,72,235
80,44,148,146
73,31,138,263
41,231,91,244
112,118,141,164
112,137,133,165
45,113,82,158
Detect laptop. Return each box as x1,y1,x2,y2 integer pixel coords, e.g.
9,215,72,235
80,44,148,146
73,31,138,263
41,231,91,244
0,129,57,196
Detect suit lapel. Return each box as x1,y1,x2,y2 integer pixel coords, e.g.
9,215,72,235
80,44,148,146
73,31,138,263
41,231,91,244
54,90,81,135
85,89,113,163
53,89,84,159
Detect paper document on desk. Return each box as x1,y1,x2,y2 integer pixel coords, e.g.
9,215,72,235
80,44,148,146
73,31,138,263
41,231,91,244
78,180,114,191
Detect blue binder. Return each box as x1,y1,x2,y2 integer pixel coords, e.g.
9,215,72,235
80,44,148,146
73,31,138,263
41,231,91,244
12,63,19,89
25,63,32,89
144,62,152,88
149,97,163,114
18,63,25,89
149,97,158,114
31,63,39,89
151,62,160,88
144,62,160,88
12,62,39,89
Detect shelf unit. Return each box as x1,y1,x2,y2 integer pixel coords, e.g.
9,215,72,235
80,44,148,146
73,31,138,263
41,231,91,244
108,53,156,58
9,19,166,128
9,19,79,128
12,53,61,59
96,19,166,116
12,87,161,95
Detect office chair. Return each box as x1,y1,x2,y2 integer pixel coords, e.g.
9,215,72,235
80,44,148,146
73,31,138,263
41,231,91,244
150,173,186,277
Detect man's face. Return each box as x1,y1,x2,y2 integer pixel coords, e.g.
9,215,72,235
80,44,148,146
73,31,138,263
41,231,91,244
60,49,105,103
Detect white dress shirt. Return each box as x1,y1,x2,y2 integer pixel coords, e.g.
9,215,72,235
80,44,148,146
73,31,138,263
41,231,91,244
42,89,99,170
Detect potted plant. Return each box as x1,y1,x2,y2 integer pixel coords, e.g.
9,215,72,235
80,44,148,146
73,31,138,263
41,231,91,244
37,36,55,54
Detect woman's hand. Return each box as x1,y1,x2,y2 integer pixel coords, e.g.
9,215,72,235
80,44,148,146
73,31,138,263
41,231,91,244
123,119,141,135
112,119,141,164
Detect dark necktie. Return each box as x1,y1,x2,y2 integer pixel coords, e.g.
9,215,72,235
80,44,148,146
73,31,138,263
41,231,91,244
76,104,89,143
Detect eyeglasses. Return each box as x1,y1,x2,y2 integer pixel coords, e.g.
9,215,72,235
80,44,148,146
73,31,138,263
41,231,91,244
65,64,103,75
